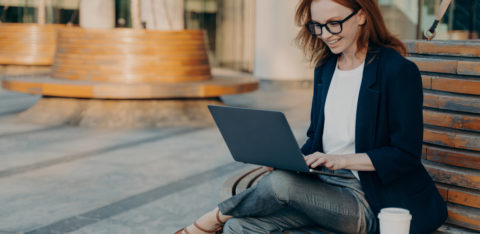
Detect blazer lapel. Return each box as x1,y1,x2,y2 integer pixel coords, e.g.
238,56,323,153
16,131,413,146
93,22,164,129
355,50,380,153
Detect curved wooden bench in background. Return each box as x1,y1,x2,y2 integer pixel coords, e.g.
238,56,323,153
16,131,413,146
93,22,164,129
52,28,211,83
2,28,258,99
406,40,480,233
0,23,63,65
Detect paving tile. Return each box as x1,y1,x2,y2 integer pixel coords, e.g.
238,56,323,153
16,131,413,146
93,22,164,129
71,171,234,234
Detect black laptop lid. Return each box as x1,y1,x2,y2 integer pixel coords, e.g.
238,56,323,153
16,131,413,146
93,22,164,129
208,105,310,173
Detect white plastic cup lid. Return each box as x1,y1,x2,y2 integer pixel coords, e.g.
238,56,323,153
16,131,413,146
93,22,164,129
378,208,412,221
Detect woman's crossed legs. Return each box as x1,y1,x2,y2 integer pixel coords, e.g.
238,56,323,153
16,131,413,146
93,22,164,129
217,170,370,233
179,170,372,233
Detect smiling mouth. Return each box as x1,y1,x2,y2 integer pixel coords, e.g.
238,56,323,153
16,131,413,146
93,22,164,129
327,38,342,45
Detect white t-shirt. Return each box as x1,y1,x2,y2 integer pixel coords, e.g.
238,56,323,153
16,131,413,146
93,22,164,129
322,59,365,180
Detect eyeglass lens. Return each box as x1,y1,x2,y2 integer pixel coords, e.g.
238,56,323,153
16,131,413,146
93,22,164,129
311,22,342,36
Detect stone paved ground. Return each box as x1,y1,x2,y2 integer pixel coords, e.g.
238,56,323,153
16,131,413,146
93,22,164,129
0,78,312,234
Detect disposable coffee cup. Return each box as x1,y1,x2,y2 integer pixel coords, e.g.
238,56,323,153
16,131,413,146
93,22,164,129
378,208,412,234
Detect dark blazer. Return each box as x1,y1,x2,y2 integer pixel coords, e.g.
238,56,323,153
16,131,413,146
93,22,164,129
300,45,448,234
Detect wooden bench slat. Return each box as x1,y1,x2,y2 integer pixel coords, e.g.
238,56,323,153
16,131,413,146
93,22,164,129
449,187,480,210
57,31,207,38
52,59,209,69
424,92,480,114
51,73,212,83
55,43,207,52
423,128,480,152
424,160,480,190
52,62,211,71
406,40,480,57
459,61,480,77
53,65,211,74
55,43,206,51
437,184,480,209
433,223,479,233
57,27,206,38
409,57,457,74
424,145,480,170
56,46,207,55
422,76,433,89
409,56,480,76
0,57,53,66
58,38,207,46
422,75,480,96
54,52,209,61
445,203,480,232
424,109,480,132
437,184,449,201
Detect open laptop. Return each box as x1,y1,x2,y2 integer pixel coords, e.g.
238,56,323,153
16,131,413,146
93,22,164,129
208,105,355,179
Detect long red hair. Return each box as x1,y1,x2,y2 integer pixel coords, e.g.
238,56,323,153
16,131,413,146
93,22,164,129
295,0,406,66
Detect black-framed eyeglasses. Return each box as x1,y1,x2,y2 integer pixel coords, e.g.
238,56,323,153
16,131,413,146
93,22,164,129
305,10,359,36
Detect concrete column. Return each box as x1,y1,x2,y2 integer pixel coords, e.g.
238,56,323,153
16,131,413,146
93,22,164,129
141,0,184,30
254,0,313,81
215,0,255,72
131,0,142,29
37,0,45,24
80,0,115,29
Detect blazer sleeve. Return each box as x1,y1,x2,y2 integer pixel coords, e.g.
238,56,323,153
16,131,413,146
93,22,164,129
301,66,321,155
366,57,424,185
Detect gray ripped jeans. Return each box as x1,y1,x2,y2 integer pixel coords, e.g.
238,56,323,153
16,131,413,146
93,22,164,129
218,169,377,233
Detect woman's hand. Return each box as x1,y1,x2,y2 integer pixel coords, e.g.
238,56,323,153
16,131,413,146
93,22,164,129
304,152,347,171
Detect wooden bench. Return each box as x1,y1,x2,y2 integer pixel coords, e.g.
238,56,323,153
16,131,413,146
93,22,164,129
407,40,480,233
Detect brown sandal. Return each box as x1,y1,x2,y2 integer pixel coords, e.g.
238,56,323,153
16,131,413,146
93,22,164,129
174,223,222,234
174,209,226,234
214,208,226,233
